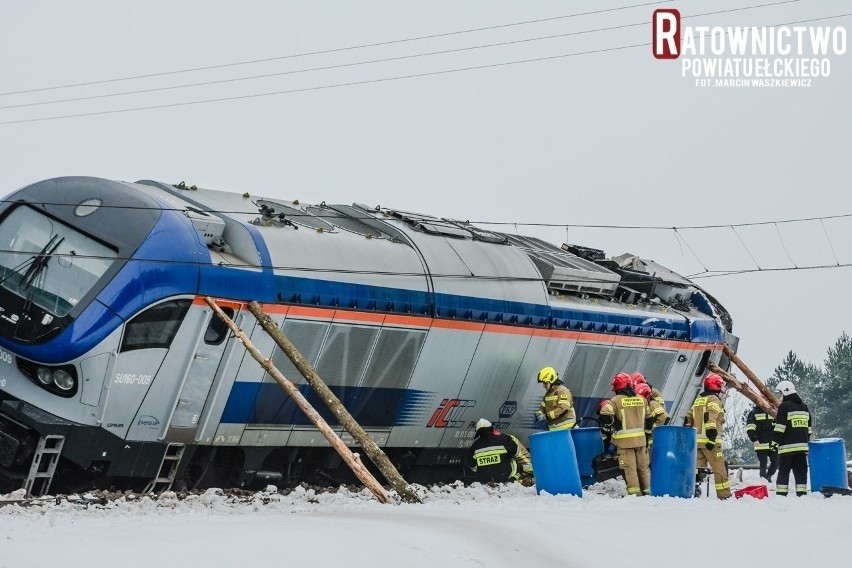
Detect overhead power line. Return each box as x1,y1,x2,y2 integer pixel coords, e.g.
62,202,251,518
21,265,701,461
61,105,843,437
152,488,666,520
4,197,852,230
0,0,803,112
689,263,852,280
0,0,683,97
2,10,848,127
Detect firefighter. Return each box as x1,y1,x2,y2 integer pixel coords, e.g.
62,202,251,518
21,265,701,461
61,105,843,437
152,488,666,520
685,373,731,499
599,372,651,496
630,371,665,407
635,382,669,454
467,418,534,484
533,366,576,430
746,404,778,482
595,399,614,451
508,433,535,486
771,381,812,497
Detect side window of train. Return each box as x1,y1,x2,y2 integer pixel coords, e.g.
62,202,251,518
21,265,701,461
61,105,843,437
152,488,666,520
694,350,711,376
636,351,677,393
119,299,192,352
204,307,234,345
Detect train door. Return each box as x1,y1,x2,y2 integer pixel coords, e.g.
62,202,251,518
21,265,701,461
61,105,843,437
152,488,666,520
164,303,244,442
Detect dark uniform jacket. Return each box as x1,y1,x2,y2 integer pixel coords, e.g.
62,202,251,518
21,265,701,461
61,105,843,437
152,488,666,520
772,394,812,455
746,406,775,451
467,428,519,482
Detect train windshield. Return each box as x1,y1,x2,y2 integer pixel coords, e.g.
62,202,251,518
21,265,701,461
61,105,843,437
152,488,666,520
0,206,117,317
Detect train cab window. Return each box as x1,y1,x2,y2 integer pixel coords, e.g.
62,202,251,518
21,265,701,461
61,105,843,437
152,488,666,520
694,350,711,376
119,300,191,352
204,307,234,345
0,205,117,317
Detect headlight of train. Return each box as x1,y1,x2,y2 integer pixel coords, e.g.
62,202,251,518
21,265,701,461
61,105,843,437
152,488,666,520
53,369,75,391
18,359,79,397
36,367,53,386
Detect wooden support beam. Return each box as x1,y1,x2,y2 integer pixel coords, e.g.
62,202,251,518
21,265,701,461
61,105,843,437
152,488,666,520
246,301,422,504
204,298,393,504
708,362,776,418
723,345,780,410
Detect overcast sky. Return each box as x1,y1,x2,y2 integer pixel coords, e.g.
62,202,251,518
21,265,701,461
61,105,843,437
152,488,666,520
0,0,849,382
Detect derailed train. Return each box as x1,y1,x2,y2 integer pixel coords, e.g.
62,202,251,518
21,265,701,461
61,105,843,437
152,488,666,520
0,176,738,494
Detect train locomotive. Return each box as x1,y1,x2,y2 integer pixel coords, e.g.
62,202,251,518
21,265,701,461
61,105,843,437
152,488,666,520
0,176,737,494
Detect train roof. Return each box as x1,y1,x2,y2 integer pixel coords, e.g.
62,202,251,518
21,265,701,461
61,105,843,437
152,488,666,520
131,179,731,343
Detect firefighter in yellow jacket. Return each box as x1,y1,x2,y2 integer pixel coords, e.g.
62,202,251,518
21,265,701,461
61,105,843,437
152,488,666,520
599,372,651,496
534,366,576,430
634,381,669,460
685,373,731,499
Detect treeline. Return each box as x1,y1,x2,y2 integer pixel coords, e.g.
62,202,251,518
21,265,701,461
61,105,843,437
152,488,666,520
724,332,852,463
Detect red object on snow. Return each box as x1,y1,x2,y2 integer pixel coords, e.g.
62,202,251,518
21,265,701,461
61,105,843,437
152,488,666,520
734,485,769,499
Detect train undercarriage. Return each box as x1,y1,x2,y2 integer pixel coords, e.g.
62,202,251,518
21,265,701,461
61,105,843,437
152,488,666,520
0,396,466,496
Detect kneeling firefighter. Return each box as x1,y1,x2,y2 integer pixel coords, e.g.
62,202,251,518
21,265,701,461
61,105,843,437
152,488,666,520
467,418,534,485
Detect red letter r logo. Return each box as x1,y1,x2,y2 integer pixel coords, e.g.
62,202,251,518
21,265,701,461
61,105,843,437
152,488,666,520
652,9,681,59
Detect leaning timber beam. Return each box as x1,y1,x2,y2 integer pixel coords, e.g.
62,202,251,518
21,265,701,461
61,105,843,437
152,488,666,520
723,345,780,410
708,362,776,418
204,298,394,505
247,301,422,505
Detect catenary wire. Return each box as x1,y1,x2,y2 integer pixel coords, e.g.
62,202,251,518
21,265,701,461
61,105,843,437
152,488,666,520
1,11,847,127
0,0,802,112
3,245,851,285
3,196,851,233
0,0,696,97
774,222,799,268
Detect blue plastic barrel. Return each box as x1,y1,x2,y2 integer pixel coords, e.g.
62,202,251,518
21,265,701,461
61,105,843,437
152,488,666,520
650,425,697,498
529,430,582,497
809,438,848,492
571,427,604,487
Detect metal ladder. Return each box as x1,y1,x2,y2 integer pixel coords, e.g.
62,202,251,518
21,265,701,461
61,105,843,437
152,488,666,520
143,443,186,494
23,435,65,496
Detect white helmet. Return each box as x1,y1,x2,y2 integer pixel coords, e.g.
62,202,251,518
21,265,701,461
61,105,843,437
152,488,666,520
776,380,796,395
475,418,492,431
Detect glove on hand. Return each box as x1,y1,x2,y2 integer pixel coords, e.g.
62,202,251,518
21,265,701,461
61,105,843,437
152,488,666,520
534,413,546,424
769,441,779,452
704,440,716,450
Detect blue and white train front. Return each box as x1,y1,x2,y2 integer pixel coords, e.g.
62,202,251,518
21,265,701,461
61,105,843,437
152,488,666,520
0,176,209,492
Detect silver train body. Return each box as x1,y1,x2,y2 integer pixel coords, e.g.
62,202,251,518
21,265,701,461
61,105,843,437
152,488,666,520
0,177,737,492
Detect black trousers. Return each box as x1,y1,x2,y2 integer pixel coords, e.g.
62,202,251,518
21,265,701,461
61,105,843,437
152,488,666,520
776,452,808,496
756,448,778,479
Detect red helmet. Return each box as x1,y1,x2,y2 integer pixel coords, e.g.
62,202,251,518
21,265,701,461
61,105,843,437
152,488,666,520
704,373,724,392
634,382,652,400
596,399,608,414
630,372,646,385
611,372,632,392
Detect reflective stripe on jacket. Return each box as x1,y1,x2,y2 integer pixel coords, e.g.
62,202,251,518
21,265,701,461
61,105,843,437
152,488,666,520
746,407,775,449
539,383,576,430
685,392,725,446
600,393,648,449
773,399,812,454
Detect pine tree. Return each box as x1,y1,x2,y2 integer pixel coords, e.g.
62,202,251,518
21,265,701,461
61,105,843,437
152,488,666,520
815,332,852,441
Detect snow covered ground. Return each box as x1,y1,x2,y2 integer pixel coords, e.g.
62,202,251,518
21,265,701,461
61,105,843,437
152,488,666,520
1,470,847,568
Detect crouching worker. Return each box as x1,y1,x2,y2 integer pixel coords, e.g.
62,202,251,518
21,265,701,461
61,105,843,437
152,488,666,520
467,419,534,485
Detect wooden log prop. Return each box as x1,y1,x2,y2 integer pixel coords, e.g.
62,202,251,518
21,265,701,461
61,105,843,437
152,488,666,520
708,362,776,418
723,345,780,410
246,301,422,504
203,298,393,504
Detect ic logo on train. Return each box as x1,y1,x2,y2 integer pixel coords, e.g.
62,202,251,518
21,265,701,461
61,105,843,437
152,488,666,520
426,398,476,428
